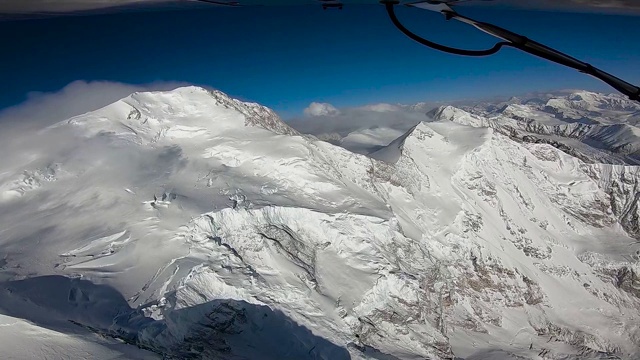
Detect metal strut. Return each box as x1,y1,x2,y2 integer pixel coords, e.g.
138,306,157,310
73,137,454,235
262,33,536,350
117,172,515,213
192,0,242,7
381,1,640,102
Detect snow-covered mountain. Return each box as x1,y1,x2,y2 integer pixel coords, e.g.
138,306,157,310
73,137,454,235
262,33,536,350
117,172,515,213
431,91,640,165
1,87,640,360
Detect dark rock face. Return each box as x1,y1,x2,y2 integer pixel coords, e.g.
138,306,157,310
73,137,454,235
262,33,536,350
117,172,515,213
207,89,300,136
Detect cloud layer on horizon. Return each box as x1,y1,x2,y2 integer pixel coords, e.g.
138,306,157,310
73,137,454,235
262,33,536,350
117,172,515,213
289,100,437,154
291,101,433,134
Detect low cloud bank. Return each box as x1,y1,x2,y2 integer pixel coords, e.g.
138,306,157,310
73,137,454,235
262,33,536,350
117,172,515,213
288,101,439,154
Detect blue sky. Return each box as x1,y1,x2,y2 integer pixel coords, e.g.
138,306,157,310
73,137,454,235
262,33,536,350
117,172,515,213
1,4,639,118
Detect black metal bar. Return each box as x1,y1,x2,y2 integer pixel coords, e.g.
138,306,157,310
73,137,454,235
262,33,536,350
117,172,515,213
384,2,640,101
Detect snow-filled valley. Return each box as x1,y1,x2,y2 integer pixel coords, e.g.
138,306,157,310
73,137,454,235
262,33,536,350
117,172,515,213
1,87,639,359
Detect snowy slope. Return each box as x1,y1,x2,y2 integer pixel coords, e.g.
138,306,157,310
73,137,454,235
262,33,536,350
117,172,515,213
1,86,640,360
0,313,157,360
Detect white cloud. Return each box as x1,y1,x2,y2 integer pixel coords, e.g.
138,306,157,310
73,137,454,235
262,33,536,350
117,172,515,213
289,106,429,138
0,80,188,168
357,103,401,112
286,100,450,155
0,80,187,129
303,102,341,117
288,102,435,156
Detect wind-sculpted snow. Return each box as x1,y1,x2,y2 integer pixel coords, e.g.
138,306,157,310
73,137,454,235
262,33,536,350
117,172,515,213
1,87,640,359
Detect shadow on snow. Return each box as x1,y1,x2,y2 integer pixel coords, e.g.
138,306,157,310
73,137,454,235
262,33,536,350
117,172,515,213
0,275,351,359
